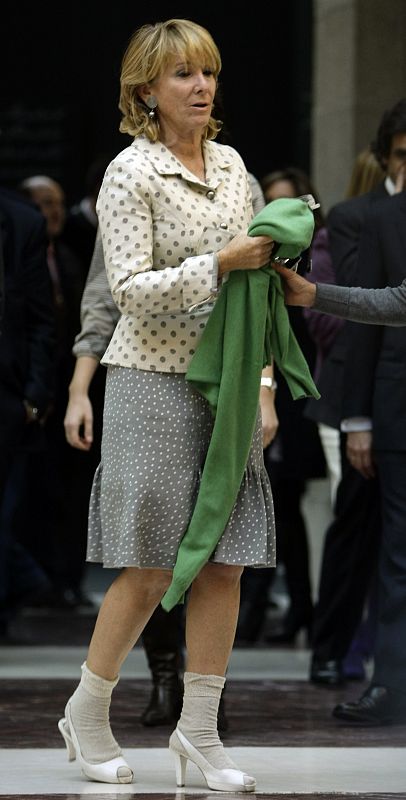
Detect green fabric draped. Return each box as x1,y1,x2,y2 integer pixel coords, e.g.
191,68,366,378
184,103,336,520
161,199,320,612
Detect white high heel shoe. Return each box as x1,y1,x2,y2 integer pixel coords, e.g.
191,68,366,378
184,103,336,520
58,703,133,784
169,727,256,792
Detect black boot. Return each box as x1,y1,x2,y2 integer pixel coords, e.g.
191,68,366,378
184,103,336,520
141,604,184,727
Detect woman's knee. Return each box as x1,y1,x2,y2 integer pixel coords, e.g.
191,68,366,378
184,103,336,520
119,566,172,602
195,562,244,589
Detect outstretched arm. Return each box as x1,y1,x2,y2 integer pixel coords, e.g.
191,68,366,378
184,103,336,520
273,264,406,326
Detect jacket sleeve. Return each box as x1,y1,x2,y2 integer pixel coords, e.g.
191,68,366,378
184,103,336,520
73,229,119,360
327,200,364,285
314,279,406,326
341,207,384,420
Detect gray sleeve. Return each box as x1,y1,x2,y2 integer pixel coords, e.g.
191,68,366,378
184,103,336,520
248,172,266,216
314,279,406,326
72,229,120,359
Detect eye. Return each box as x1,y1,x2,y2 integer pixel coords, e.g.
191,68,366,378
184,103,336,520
203,68,214,76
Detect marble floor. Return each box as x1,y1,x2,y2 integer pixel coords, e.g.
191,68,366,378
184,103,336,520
1,561,406,800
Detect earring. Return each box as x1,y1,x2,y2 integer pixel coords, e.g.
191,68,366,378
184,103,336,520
146,95,158,119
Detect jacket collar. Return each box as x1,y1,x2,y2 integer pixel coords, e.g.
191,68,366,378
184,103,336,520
131,134,233,189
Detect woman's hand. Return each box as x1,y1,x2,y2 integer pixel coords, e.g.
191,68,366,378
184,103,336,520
64,392,94,451
272,263,317,307
259,387,279,448
217,233,274,277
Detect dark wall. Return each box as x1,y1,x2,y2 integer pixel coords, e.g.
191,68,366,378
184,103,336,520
1,2,312,204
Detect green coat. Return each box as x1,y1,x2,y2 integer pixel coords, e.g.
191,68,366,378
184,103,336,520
161,198,320,611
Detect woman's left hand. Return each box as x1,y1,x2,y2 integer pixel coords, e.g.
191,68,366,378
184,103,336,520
259,388,279,448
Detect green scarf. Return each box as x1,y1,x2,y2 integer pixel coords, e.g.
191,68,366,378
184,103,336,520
161,198,320,611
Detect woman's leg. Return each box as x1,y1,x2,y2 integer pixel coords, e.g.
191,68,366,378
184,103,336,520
87,566,172,678
170,563,255,792
185,562,243,675
61,567,171,774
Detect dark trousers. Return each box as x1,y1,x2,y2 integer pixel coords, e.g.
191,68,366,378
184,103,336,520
0,429,49,631
373,451,406,694
237,474,312,641
312,438,381,660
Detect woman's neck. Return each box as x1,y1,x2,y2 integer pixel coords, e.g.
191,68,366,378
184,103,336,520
161,129,206,182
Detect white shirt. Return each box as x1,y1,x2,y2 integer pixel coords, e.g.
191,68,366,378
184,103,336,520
96,135,253,373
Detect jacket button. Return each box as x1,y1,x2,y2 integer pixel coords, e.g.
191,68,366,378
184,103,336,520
219,222,228,229
206,190,215,200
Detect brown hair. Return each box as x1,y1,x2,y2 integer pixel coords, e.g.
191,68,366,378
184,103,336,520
119,18,222,142
345,147,385,198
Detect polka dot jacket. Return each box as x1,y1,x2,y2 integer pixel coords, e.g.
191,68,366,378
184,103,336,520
96,134,254,373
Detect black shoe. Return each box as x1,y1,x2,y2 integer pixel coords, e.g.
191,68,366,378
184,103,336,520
141,676,183,727
333,685,406,726
310,657,345,686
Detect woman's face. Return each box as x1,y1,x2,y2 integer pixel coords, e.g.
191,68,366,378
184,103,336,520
147,54,217,139
264,179,296,203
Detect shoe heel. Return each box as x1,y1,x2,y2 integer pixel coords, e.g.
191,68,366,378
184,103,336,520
58,717,76,762
173,751,187,787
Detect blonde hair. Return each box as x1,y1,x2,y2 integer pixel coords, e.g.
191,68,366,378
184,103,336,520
119,18,222,142
345,147,385,198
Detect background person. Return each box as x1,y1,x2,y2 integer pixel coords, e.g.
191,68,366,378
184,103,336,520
17,175,89,608
0,186,56,639
297,101,406,688
274,187,406,726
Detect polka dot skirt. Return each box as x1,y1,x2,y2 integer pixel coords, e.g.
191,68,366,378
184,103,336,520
87,366,276,570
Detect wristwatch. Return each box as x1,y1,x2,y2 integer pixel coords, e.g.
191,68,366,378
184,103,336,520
260,376,278,392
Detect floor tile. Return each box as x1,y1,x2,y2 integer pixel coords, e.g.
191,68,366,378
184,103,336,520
1,747,406,794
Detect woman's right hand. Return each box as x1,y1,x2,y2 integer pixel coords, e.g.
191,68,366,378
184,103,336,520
217,233,274,277
64,392,94,451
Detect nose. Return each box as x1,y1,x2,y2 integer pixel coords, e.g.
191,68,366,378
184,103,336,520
195,70,211,90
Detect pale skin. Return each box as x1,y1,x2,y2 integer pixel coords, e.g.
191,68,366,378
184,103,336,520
68,54,277,682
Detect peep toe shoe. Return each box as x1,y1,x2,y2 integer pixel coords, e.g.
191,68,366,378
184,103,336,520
169,727,256,792
58,703,133,784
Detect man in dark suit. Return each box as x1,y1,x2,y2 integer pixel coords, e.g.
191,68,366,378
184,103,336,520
307,98,406,687
17,176,88,608
0,187,56,638
333,186,406,725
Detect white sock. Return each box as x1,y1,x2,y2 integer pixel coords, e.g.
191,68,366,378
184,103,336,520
67,661,121,764
176,671,237,769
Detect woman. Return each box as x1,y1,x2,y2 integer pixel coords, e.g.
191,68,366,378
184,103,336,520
58,18,278,789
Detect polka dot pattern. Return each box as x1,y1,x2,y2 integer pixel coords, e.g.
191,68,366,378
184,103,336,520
96,135,253,374
87,367,276,570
